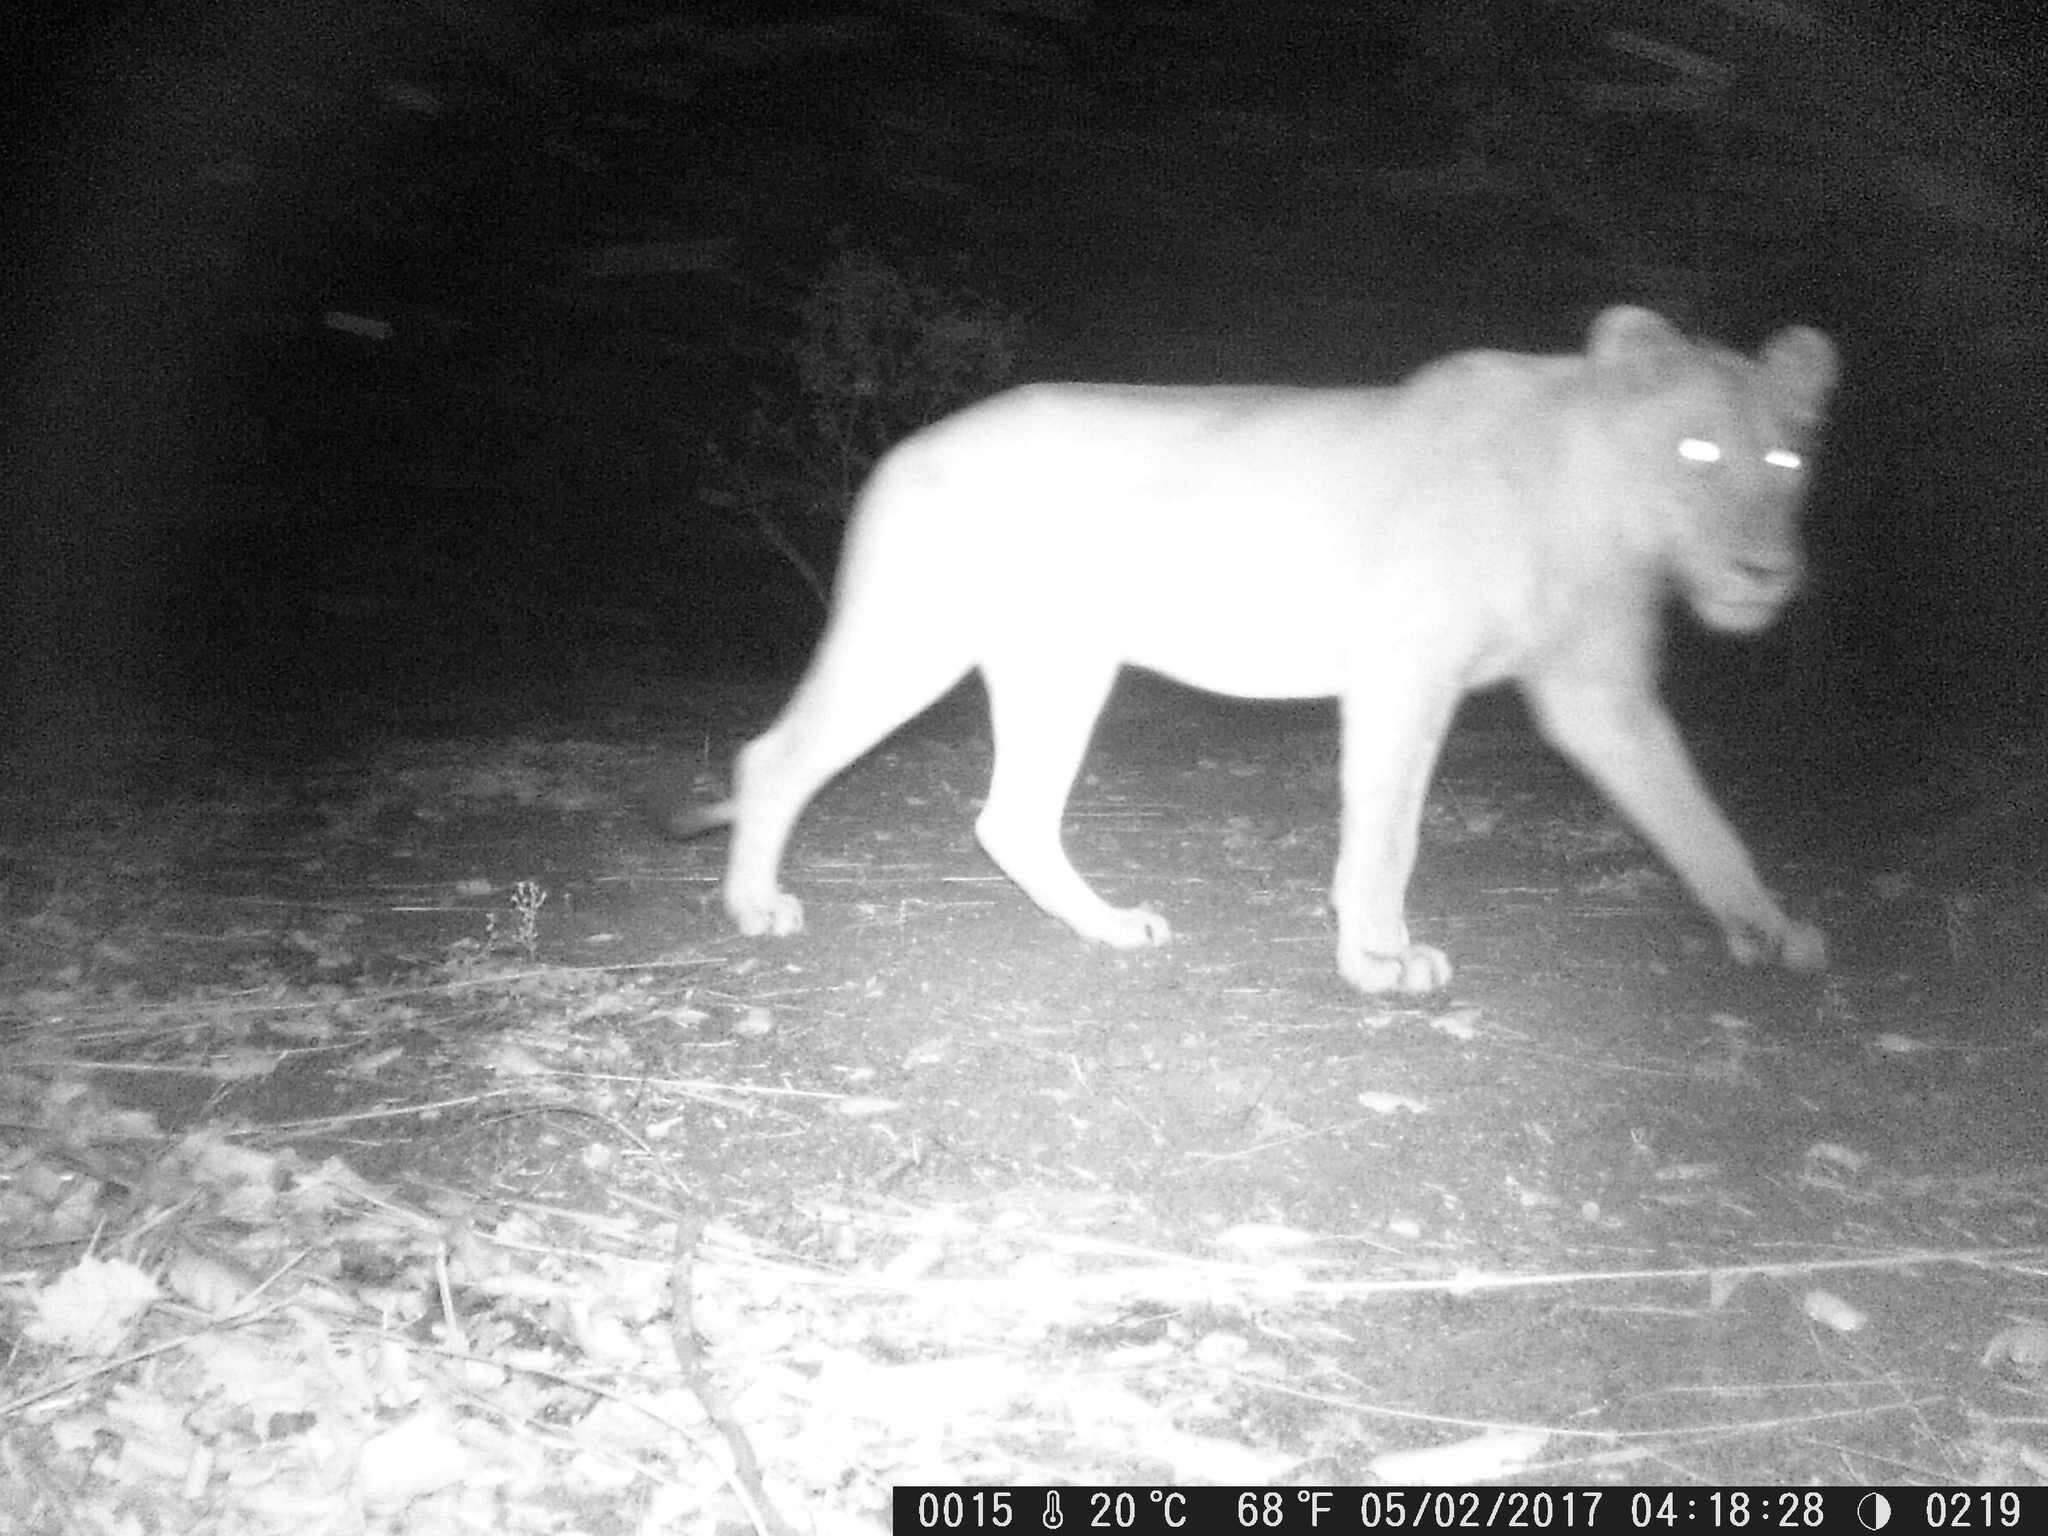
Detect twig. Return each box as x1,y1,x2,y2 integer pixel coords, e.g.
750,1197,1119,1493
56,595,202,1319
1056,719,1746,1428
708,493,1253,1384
669,1215,799,1536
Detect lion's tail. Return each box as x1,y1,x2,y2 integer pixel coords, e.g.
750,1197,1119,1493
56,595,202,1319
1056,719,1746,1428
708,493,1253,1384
647,793,736,841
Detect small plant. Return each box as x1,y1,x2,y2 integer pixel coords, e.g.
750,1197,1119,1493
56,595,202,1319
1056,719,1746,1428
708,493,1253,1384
500,880,547,961
706,244,1019,608
453,880,548,968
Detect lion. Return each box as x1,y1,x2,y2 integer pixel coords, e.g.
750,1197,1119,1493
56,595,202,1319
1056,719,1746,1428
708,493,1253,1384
674,306,1838,994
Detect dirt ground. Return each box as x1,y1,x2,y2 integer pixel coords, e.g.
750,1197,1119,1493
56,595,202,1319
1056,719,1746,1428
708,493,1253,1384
4,652,2048,1527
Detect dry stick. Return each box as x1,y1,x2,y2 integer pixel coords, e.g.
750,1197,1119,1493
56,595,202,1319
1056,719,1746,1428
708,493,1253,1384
1279,1246,2048,1300
532,1104,799,1536
0,1323,248,1420
11,956,729,1044
749,503,830,611
670,1214,799,1536
1253,1372,1950,1444
341,1323,763,1507
261,1095,799,1529
238,1074,837,1142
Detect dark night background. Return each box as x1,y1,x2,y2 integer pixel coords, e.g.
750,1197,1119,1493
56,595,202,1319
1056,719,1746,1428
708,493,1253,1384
1,0,2044,784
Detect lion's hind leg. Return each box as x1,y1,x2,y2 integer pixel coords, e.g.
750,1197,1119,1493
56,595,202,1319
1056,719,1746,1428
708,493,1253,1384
723,610,970,939
974,653,1171,949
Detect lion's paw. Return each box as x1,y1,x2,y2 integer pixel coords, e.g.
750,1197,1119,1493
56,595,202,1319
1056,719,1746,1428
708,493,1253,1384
1779,920,1828,973
1084,904,1173,950
1341,942,1453,996
728,889,805,938
1722,913,1826,974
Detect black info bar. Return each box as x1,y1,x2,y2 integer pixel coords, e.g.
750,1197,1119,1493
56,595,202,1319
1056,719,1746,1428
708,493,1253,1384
894,1487,2028,1536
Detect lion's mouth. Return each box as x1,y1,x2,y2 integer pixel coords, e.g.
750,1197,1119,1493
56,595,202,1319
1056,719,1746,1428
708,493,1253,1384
1693,592,1789,634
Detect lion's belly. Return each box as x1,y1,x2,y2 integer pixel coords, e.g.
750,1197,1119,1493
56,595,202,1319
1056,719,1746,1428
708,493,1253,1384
1114,590,1355,699
1078,528,1473,701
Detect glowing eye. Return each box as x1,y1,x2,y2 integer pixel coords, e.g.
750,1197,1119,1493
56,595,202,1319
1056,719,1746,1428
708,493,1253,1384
1765,448,1803,470
1678,438,1722,463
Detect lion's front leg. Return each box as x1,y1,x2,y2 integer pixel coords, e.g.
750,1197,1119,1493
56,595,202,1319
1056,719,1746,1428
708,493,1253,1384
1526,678,1826,974
1331,683,1460,995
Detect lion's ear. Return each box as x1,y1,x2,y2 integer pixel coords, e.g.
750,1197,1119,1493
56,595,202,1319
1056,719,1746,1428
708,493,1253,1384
1587,306,1692,386
1760,326,1838,420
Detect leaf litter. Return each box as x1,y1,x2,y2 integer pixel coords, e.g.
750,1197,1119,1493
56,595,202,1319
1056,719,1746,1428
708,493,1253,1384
9,1003,2048,1530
